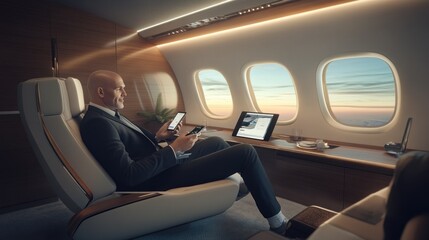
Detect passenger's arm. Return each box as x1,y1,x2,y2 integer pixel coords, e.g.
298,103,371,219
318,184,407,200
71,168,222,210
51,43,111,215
81,117,177,188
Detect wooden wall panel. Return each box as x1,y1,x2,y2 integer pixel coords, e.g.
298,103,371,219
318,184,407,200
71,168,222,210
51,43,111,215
273,153,344,211
0,0,184,211
0,0,52,111
343,168,391,208
0,115,56,212
50,2,117,99
0,0,56,211
221,131,394,211
259,147,391,211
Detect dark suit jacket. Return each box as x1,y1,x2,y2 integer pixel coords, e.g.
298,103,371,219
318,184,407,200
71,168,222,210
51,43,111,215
80,105,177,190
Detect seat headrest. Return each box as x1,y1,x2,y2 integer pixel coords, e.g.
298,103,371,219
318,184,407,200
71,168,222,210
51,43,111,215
38,79,68,116
65,77,85,117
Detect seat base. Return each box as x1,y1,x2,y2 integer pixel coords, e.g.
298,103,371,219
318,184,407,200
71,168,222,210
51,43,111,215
285,205,337,239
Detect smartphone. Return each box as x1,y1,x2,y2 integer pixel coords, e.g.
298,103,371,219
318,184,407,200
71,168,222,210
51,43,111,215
186,125,205,136
167,112,186,131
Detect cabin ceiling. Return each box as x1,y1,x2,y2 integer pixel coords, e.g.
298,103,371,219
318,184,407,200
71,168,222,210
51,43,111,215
47,0,284,39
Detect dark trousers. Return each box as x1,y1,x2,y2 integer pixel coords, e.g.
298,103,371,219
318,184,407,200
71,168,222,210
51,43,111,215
137,136,281,218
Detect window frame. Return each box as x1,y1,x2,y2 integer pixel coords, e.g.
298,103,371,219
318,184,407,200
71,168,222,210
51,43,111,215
194,69,234,119
243,61,299,125
316,52,401,132
140,72,179,110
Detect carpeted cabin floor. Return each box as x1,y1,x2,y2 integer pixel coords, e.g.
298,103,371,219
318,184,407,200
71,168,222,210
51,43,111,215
0,195,306,240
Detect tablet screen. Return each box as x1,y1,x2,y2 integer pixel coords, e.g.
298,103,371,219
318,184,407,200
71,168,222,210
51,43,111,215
232,111,279,141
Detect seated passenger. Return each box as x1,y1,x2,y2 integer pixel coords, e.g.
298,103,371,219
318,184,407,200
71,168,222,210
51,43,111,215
79,70,290,235
384,151,429,240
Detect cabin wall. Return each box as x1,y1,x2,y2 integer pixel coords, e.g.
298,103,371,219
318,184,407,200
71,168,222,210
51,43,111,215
0,0,182,211
159,0,429,151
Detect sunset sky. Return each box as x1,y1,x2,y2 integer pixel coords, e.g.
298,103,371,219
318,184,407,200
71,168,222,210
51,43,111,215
197,57,396,126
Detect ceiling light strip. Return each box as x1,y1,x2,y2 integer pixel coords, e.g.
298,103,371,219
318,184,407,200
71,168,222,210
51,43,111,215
137,0,233,33
155,0,362,48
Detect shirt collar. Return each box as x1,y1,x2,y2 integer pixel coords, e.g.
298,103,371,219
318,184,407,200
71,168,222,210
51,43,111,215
89,102,116,117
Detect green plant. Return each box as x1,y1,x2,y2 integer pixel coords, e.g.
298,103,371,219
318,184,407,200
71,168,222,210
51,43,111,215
137,93,176,123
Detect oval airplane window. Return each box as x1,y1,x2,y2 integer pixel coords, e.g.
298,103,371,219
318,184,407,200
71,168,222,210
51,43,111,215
246,63,298,123
195,69,233,118
137,72,178,110
317,53,399,132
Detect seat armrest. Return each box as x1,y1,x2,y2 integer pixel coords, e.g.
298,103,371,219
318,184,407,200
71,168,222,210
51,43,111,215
68,177,239,240
308,187,389,240
68,192,161,235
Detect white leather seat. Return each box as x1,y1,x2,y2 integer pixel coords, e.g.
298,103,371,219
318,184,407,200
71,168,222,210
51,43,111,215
309,151,429,240
308,187,389,240
18,77,240,240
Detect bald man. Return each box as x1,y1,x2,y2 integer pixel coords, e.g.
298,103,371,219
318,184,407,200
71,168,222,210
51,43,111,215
80,70,290,235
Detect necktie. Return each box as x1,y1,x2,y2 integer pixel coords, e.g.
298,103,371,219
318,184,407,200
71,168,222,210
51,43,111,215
114,110,159,150
115,111,140,132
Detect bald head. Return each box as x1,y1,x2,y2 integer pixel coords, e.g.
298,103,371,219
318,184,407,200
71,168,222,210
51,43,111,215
87,70,127,110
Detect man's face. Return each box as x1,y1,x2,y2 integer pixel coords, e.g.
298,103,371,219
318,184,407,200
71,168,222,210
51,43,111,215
99,76,127,110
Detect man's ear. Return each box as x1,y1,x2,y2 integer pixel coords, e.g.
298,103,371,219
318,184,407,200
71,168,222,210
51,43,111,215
97,87,104,97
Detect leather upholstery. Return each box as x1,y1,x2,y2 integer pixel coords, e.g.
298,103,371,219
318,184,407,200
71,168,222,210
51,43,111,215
309,151,429,240
18,77,240,240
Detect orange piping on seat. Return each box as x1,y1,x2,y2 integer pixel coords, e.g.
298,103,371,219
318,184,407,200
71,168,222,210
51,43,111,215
35,83,93,204
67,192,161,237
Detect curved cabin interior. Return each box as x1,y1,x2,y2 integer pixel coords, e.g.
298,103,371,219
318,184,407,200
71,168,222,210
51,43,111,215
1,0,428,239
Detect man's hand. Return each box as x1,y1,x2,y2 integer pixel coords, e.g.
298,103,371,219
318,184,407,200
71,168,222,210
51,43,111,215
169,133,198,153
155,120,182,141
